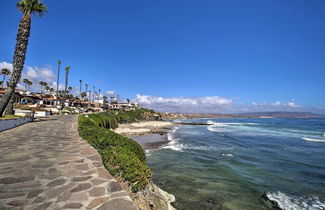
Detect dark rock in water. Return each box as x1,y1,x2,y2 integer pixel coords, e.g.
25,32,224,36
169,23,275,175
260,192,283,210
199,197,229,210
175,122,213,125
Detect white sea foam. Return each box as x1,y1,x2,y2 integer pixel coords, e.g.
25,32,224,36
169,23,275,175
163,126,222,152
301,137,325,143
207,120,261,126
222,153,234,157
145,149,153,157
162,126,185,151
266,191,325,210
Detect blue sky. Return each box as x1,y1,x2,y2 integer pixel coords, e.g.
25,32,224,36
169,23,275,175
0,0,324,113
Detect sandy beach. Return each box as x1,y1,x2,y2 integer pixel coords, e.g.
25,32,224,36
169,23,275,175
114,121,175,149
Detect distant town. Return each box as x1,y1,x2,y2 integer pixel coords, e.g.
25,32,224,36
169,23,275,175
0,85,140,117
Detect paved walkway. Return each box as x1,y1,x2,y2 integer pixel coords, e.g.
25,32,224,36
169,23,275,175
0,115,137,210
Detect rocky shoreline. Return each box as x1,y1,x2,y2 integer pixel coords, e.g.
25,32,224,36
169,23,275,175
114,121,176,210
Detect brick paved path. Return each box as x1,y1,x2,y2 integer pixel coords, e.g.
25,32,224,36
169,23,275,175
0,115,137,210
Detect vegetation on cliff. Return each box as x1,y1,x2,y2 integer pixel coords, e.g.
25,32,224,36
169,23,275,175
78,109,158,192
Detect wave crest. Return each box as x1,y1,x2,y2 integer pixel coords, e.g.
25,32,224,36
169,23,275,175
266,191,325,210
301,137,325,143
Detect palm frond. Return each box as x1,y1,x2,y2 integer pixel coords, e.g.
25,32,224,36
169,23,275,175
17,0,47,16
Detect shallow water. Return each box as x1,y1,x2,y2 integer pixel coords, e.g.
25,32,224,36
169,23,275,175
147,118,325,210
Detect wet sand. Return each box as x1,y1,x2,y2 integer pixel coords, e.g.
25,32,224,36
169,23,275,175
132,133,169,150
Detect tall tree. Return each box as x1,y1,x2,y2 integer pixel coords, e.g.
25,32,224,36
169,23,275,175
45,85,50,93
85,84,88,100
39,81,44,93
23,78,29,90
103,96,107,103
80,92,87,100
0,0,47,116
79,80,82,99
56,60,61,104
62,66,70,109
93,86,95,102
1,68,11,88
27,80,32,91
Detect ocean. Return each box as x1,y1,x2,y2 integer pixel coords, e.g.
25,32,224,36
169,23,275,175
147,118,325,210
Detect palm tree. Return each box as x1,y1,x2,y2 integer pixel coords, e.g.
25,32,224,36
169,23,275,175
93,86,95,102
85,84,88,100
27,80,32,91
79,80,82,98
39,81,47,93
39,81,44,92
56,60,61,103
45,85,50,93
127,98,130,104
0,0,47,116
80,92,87,100
98,89,101,101
23,78,29,90
1,68,11,88
50,87,54,92
62,66,70,109
103,96,108,103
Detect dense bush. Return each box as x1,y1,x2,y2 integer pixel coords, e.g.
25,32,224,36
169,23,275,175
100,147,151,192
78,114,150,191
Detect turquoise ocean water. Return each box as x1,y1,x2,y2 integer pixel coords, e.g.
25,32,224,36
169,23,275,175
147,118,325,210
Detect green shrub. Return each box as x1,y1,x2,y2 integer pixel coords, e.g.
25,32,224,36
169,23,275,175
78,115,150,191
100,147,151,192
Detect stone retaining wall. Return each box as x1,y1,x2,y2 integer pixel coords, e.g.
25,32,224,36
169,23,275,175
0,117,33,132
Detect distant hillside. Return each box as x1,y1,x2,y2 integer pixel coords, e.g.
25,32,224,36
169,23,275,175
237,112,325,118
161,111,325,119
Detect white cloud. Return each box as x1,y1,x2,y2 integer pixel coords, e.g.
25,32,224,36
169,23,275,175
134,94,308,113
135,94,234,113
106,90,116,95
0,62,13,71
1,61,66,92
23,65,56,86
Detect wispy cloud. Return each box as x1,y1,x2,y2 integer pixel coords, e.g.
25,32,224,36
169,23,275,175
0,61,65,92
0,62,13,70
134,94,320,114
135,94,234,113
106,90,116,95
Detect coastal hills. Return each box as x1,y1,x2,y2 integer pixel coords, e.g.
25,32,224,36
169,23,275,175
161,111,325,119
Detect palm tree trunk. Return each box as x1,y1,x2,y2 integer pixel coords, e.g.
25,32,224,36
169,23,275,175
56,63,60,105
4,94,15,115
62,72,68,110
1,75,5,88
79,81,82,99
0,15,31,116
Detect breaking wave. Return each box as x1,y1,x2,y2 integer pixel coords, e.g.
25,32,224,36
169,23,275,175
266,191,325,210
222,153,234,157
162,125,222,152
301,137,325,143
207,120,325,143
